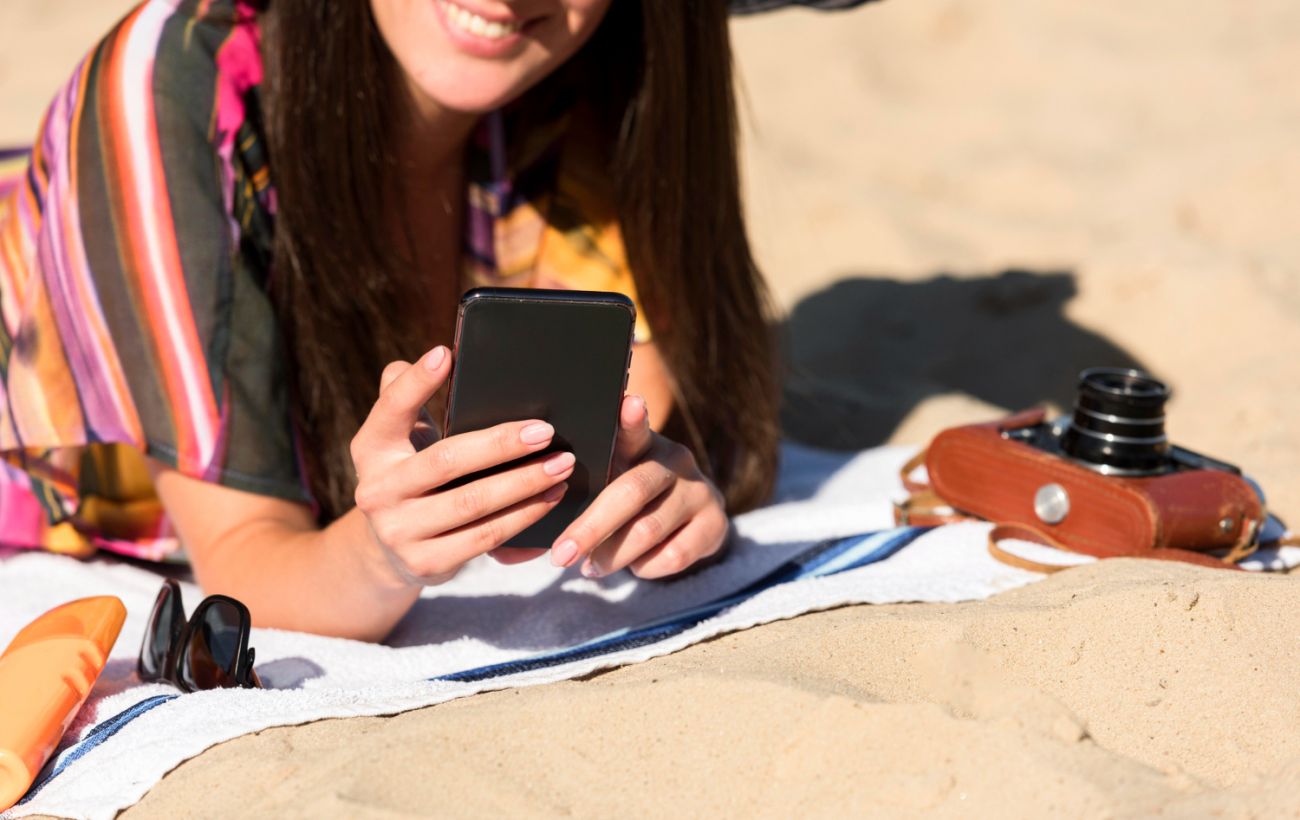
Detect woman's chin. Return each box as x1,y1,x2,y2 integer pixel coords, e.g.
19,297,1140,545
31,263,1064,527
432,92,520,115
413,72,537,115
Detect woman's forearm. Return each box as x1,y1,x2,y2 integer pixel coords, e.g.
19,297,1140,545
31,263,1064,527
187,506,422,642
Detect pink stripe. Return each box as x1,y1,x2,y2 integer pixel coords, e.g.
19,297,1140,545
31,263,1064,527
118,1,220,468
0,463,46,548
37,57,143,446
94,534,180,562
213,15,264,243
0,377,12,452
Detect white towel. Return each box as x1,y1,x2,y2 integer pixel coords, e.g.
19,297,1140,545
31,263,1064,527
2,443,1294,820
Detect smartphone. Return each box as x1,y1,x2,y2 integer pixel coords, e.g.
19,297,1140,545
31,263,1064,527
443,287,637,548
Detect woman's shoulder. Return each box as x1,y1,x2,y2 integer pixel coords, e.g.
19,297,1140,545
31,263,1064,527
91,1,260,66
80,0,264,132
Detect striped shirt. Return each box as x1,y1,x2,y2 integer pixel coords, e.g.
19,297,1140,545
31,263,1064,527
0,0,646,561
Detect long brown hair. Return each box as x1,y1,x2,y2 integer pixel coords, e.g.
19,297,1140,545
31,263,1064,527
264,0,779,521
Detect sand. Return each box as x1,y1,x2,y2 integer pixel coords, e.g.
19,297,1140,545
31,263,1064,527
125,562,1300,818
3,0,1299,816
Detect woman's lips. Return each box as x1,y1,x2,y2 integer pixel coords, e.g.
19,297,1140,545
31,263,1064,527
434,0,532,58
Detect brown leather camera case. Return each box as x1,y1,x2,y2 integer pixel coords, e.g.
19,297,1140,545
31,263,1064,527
923,409,1263,566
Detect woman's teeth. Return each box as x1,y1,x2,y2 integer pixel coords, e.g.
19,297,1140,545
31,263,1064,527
438,0,521,39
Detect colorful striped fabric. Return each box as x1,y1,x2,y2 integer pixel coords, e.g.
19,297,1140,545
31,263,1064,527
0,0,646,561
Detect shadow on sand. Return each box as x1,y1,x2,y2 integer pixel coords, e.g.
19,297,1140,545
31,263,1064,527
779,269,1148,448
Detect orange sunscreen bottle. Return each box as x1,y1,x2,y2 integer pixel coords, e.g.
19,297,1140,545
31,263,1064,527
0,596,126,811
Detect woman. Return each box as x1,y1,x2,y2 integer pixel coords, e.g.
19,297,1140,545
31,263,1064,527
0,0,780,641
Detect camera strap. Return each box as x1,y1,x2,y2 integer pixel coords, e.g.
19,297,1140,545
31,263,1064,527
893,450,969,527
985,522,1251,574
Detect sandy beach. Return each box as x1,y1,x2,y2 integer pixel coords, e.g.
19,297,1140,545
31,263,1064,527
3,0,1299,816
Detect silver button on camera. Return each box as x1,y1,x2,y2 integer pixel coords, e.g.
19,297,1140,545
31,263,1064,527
1034,483,1071,525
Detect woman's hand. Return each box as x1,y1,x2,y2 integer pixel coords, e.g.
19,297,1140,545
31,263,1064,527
549,395,730,579
351,346,574,586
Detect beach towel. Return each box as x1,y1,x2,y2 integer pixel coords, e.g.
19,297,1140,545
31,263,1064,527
2,442,1295,820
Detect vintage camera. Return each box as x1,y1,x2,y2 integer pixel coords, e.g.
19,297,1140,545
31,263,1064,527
921,368,1265,563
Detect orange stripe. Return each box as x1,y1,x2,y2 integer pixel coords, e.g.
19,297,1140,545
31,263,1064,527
21,275,87,442
133,59,215,469
0,261,83,446
100,8,205,467
0,209,24,285
0,203,26,333
2,184,40,312
64,54,143,442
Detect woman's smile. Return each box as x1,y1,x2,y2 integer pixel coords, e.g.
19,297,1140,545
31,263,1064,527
434,0,532,58
372,0,608,113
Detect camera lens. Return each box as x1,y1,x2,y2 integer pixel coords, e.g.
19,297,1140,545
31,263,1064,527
1060,368,1170,474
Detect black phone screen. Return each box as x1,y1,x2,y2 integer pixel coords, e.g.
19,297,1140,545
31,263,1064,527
443,288,636,549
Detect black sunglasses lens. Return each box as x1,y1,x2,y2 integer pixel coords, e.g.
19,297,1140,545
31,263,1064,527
139,582,181,681
178,599,245,691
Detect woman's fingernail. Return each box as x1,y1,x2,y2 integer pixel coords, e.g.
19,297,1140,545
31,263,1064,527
551,538,579,567
581,559,605,579
520,422,554,445
423,346,448,371
625,396,645,426
543,451,576,476
542,483,567,503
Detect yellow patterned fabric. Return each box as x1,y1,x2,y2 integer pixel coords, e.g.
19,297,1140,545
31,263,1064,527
462,108,651,343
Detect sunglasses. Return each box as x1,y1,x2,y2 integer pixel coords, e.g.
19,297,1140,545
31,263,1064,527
137,579,262,692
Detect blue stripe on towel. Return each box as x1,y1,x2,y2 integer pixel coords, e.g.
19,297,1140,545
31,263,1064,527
19,527,925,800
436,526,927,683
18,694,179,805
